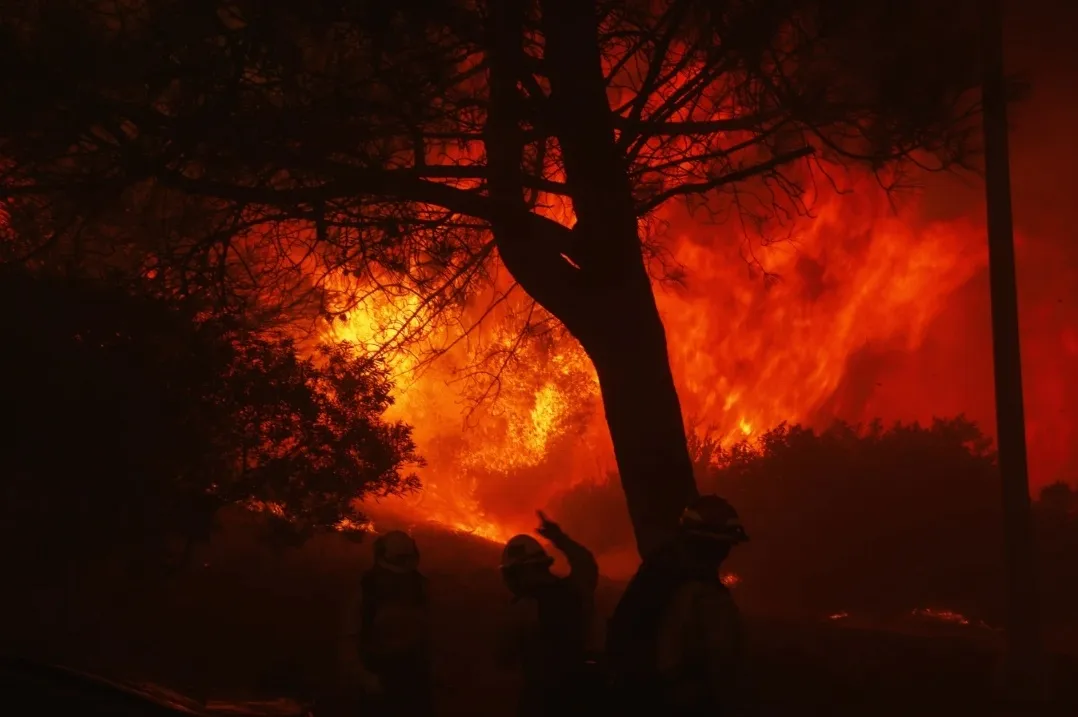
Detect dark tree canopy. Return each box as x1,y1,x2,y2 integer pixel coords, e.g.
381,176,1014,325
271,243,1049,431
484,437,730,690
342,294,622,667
0,0,989,555
0,270,422,569
0,0,982,300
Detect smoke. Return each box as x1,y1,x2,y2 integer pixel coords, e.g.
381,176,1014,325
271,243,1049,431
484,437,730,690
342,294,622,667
836,0,1078,487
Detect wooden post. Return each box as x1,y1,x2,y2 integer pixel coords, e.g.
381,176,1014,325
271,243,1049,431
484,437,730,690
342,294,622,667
981,0,1048,701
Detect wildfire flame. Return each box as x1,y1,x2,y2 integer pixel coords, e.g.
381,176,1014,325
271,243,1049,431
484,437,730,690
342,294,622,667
312,52,1078,552
319,171,991,548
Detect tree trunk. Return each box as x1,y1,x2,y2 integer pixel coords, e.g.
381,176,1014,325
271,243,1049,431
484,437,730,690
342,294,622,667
981,0,1048,700
484,0,698,557
579,282,699,559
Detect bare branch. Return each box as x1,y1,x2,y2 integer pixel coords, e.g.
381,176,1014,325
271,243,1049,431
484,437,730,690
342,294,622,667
616,112,784,137
0,0,986,415
637,146,815,215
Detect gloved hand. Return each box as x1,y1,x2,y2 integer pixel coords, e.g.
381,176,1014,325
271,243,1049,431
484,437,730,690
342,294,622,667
536,510,564,540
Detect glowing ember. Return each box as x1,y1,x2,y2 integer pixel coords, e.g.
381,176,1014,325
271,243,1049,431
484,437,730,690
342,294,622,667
910,607,971,626
720,572,741,588
828,612,851,621
246,500,287,518
335,518,375,534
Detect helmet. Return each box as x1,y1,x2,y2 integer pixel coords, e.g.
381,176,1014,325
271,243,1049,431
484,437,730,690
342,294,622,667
679,495,749,543
500,534,554,570
373,530,420,573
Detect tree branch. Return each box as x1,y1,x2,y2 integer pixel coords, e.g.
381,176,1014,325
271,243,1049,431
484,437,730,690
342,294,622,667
483,0,587,325
636,146,815,215
615,112,784,137
404,164,567,195
154,163,578,257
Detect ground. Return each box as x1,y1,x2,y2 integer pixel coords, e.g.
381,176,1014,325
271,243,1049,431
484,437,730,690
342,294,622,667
3,517,1075,716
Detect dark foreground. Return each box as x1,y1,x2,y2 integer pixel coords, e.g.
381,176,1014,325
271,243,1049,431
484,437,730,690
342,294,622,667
3,519,1075,717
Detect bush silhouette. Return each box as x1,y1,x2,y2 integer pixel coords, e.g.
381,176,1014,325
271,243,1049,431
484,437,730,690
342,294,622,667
0,271,422,575
551,417,1077,626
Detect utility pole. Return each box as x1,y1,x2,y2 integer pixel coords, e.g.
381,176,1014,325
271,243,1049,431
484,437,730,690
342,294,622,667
981,0,1048,701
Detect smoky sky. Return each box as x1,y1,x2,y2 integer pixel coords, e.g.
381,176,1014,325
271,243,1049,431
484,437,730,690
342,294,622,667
826,0,1078,488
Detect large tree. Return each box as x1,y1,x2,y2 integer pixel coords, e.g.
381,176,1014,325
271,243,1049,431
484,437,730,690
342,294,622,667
1,0,984,555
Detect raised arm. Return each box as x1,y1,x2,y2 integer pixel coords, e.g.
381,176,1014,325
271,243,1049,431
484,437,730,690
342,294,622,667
537,511,599,594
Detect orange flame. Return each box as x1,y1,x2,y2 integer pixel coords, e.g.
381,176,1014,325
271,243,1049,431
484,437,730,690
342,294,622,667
318,31,1078,555
317,170,996,549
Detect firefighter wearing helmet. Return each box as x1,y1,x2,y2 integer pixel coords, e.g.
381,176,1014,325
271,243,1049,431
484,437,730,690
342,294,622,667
607,494,750,716
498,511,601,717
337,529,433,717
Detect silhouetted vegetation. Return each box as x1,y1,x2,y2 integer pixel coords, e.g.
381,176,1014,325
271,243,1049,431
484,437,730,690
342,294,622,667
0,271,422,576
553,417,1078,626
0,0,991,555
705,418,1004,620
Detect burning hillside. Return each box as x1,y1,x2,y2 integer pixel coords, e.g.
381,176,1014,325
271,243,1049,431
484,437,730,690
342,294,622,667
308,2,1078,556
325,165,1073,553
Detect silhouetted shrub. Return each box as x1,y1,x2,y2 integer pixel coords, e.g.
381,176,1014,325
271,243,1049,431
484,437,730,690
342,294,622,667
550,417,1078,626
702,418,1003,620
0,271,422,573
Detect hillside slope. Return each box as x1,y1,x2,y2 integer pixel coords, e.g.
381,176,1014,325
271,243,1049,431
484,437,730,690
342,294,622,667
3,517,1074,716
